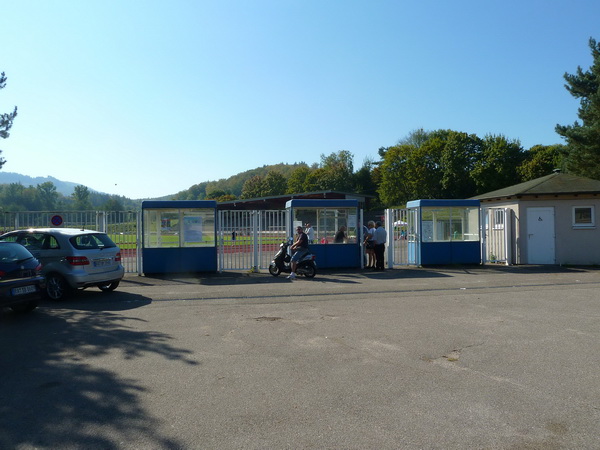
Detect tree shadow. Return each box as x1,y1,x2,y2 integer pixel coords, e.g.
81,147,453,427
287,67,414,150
0,297,196,448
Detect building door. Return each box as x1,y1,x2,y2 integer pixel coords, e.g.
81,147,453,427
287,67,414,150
526,207,555,264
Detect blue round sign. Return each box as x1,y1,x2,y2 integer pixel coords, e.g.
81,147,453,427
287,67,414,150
51,215,63,226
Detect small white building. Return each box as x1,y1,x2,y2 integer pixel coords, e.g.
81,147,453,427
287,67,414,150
474,172,600,265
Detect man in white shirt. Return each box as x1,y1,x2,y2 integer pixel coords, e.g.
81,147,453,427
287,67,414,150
305,223,315,244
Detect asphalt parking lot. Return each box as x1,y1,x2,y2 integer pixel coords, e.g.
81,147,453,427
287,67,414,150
1,265,599,449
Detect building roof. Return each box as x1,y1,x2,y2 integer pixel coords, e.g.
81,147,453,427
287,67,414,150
472,173,600,200
217,190,375,210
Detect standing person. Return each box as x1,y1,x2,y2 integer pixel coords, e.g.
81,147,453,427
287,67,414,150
334,225,347,244
305,223,315,244
373,221,387,271
364,221,376,268
288,225,309,280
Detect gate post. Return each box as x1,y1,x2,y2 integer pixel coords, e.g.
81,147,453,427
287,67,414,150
252,211,259,272
385,209,393,269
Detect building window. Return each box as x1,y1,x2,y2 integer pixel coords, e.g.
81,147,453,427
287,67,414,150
573,206,595,228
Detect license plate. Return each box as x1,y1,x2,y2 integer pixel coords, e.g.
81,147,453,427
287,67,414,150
12,285,37,296
93,258,112,267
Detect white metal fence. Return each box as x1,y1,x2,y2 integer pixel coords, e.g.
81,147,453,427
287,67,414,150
385,208,413,266
217,210,288,271
0,207,510,273
0,210,141,273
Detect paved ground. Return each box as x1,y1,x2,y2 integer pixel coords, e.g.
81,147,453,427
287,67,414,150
1,265,599,449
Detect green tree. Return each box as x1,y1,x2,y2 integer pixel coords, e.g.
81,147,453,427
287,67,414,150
556,37,600,179
286,166,311,194
36,182,59,210
72,185,92,210
377,144,417,206
240,175,265,199
0,183,26,210
101,196,125,211
518,144,567,180
318,150,355,191
438,130,480,198
262,170,287,197
0,72,18,169
353,158,378,196
471,134,524,194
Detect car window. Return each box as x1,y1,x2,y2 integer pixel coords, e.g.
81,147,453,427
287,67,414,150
0,234,19,243
42,235,60,250
71,233,117,250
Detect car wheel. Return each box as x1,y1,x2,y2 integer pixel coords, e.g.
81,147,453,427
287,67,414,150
10,300,38,313
45,274,71,301
268,264,281,276
98,281,120,292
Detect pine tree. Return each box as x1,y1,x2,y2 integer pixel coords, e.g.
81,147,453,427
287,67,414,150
0,72,18,169
556,38,600,179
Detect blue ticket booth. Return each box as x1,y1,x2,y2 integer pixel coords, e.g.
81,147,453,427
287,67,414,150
286,199,361,269
142,200,217,274
407,199,481,265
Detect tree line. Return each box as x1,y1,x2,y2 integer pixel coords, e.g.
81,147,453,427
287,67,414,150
0,182,138,212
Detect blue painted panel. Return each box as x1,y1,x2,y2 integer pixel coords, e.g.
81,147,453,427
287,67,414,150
143,247,217,274
420,243,452,265
451,242,481,264
309,244,361,269
420,242,481,265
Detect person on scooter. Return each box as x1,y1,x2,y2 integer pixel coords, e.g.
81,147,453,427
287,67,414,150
288,225,309,280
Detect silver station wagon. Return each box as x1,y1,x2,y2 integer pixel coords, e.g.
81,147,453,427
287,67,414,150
0,228,125,300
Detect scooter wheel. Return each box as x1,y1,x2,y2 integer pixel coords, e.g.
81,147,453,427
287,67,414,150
269,264,281,276
303,265,316,278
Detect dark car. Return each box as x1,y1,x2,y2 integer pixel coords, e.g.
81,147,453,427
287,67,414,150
0,242,45,313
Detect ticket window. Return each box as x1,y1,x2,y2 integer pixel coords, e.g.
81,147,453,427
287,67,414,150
143,208,216,248
420,206,480,242
292,207,358,244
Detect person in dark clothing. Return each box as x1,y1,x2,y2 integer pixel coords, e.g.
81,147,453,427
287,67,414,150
334,226,347,244
373,221,387,270
288,226,309,279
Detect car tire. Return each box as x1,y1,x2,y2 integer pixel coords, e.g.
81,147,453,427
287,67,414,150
45,273,71,301
98,281,120,292
10,300,38,313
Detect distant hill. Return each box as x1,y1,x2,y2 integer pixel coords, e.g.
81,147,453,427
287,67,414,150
0,172,84,196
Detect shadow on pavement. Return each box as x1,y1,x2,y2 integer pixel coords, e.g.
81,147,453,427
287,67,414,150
0,302,194,449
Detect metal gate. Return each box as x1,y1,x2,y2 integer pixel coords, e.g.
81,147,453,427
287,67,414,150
0,210,141,273
217,210,288,271
385,208,415,266
481,207,511,265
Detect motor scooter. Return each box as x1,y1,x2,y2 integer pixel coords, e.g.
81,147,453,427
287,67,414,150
268,240,317,278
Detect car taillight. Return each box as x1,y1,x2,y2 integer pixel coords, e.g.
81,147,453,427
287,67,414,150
0,270,5,278
35,263,43,273
115,252,121,262
66,256,90,266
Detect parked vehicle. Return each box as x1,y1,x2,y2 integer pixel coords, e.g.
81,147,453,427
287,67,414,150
0,228,124,301
0,242,45,313
268,240,317,278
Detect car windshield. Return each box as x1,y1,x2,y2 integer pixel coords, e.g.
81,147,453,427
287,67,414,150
70,233,117,250
0,242,35,263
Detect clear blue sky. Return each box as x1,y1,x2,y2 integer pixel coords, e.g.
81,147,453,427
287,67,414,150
1,1,598,199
